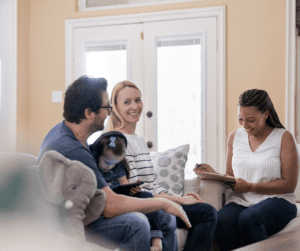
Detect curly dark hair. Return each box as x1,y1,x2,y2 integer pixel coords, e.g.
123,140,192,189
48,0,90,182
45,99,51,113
238,89,284,128
63,76,108,124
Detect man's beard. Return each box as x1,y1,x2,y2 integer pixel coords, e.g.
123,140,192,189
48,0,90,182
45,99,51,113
89,121,104,134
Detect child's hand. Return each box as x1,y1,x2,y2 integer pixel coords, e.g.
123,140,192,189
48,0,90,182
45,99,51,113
129,179,142,195
151,237,162,251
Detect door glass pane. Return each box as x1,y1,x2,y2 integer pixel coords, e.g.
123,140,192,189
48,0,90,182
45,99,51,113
86,41,127,144
157,37,202,179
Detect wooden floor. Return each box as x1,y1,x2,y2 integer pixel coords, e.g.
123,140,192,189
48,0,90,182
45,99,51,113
234,230,300,251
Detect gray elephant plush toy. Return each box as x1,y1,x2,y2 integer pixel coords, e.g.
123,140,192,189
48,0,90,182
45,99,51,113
0,150,108,250
37,150,107,243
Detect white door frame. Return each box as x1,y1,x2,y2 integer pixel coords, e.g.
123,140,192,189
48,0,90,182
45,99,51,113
65,6,227,172
0,0,17,152
286,0,296,135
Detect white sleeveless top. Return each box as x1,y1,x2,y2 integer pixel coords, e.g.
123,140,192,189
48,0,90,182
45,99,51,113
225,127,297,207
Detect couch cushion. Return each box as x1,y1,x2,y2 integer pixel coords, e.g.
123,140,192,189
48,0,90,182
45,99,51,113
151,144,190,196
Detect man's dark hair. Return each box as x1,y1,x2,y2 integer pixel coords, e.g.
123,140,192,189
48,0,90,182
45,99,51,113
63,76,108,124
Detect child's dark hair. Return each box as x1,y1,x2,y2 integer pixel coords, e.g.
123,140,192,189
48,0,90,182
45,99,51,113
89,131,130,178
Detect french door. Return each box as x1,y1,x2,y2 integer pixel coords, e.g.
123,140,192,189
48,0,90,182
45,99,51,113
69,7,225,177
74,23,144,140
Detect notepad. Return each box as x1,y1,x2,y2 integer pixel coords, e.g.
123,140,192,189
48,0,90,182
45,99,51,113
195,171,236,183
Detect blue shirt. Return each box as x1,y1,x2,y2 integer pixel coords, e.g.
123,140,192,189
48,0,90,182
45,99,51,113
38,121,108,189
100,162,127,190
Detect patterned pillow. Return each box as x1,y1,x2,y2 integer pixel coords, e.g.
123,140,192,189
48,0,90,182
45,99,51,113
151,144,190,196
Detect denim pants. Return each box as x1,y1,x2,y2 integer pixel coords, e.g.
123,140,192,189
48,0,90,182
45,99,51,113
215,198,298,251
133,191,178,251
85,212,151,251
176,203,218,251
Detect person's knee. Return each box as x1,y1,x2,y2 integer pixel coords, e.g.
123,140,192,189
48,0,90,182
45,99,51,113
200,203,218,222
167,214,177,232
127,212,151,231
238,210,260,229
160,211,177,232
207,203,218,219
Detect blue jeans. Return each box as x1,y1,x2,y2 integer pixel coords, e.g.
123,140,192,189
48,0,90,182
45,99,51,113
85,212,151,251
176,203,218,251
215,198,297,251
133,191,178,251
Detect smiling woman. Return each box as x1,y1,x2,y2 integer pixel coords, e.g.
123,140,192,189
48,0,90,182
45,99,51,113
105,80,218,251
196,89,300,251
105,80,142,134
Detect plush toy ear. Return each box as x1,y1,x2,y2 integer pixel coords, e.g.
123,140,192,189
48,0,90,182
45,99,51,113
38,151,71,205
83,189,106,226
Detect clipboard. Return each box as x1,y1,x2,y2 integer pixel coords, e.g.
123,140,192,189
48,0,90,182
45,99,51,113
195,171,236,183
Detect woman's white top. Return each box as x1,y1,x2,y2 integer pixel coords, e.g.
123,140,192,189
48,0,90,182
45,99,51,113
225,127,297,207
124,133,167,195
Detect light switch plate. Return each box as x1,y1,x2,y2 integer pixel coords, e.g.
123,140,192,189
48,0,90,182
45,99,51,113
52,91,62,103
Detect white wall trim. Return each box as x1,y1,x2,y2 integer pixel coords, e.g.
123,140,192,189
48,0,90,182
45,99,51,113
11,0,17,152
65,5,227,172
0,0,17,152
286,0,296,135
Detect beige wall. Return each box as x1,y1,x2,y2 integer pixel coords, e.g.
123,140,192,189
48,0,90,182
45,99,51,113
17,0,286,156
17,0,31,153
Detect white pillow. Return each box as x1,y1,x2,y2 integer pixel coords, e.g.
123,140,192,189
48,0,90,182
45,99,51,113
151,144,190,196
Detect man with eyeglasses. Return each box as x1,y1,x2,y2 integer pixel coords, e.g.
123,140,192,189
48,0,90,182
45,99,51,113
38,75,190,251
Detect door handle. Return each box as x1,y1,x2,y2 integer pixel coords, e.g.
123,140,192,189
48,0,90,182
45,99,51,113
147,141,153,149
146,111,153,118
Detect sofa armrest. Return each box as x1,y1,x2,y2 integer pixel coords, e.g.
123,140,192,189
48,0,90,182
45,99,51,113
196,179,227,211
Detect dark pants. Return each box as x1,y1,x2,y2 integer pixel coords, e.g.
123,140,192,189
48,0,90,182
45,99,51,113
176,203,218,251
214,198,297,251
132,191,162,233
133,191,177,251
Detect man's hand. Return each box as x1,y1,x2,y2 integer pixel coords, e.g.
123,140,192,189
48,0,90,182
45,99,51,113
159,198,192,228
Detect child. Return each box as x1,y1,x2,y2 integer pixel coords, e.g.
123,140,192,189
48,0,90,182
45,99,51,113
89,131,167,251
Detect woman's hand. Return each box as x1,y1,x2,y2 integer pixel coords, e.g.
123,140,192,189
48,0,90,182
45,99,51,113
230,178,252,194
129,179,142,195
193,163,216,174
177,193,204,205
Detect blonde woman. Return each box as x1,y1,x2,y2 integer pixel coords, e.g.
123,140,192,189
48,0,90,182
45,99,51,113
105,81,217,251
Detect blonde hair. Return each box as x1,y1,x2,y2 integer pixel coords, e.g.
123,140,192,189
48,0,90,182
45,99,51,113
105,80,141,132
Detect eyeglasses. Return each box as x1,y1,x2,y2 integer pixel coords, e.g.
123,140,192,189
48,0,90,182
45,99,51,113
100,105,113,113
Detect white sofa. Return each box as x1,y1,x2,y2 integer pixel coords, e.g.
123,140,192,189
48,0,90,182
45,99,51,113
2,150,299,251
